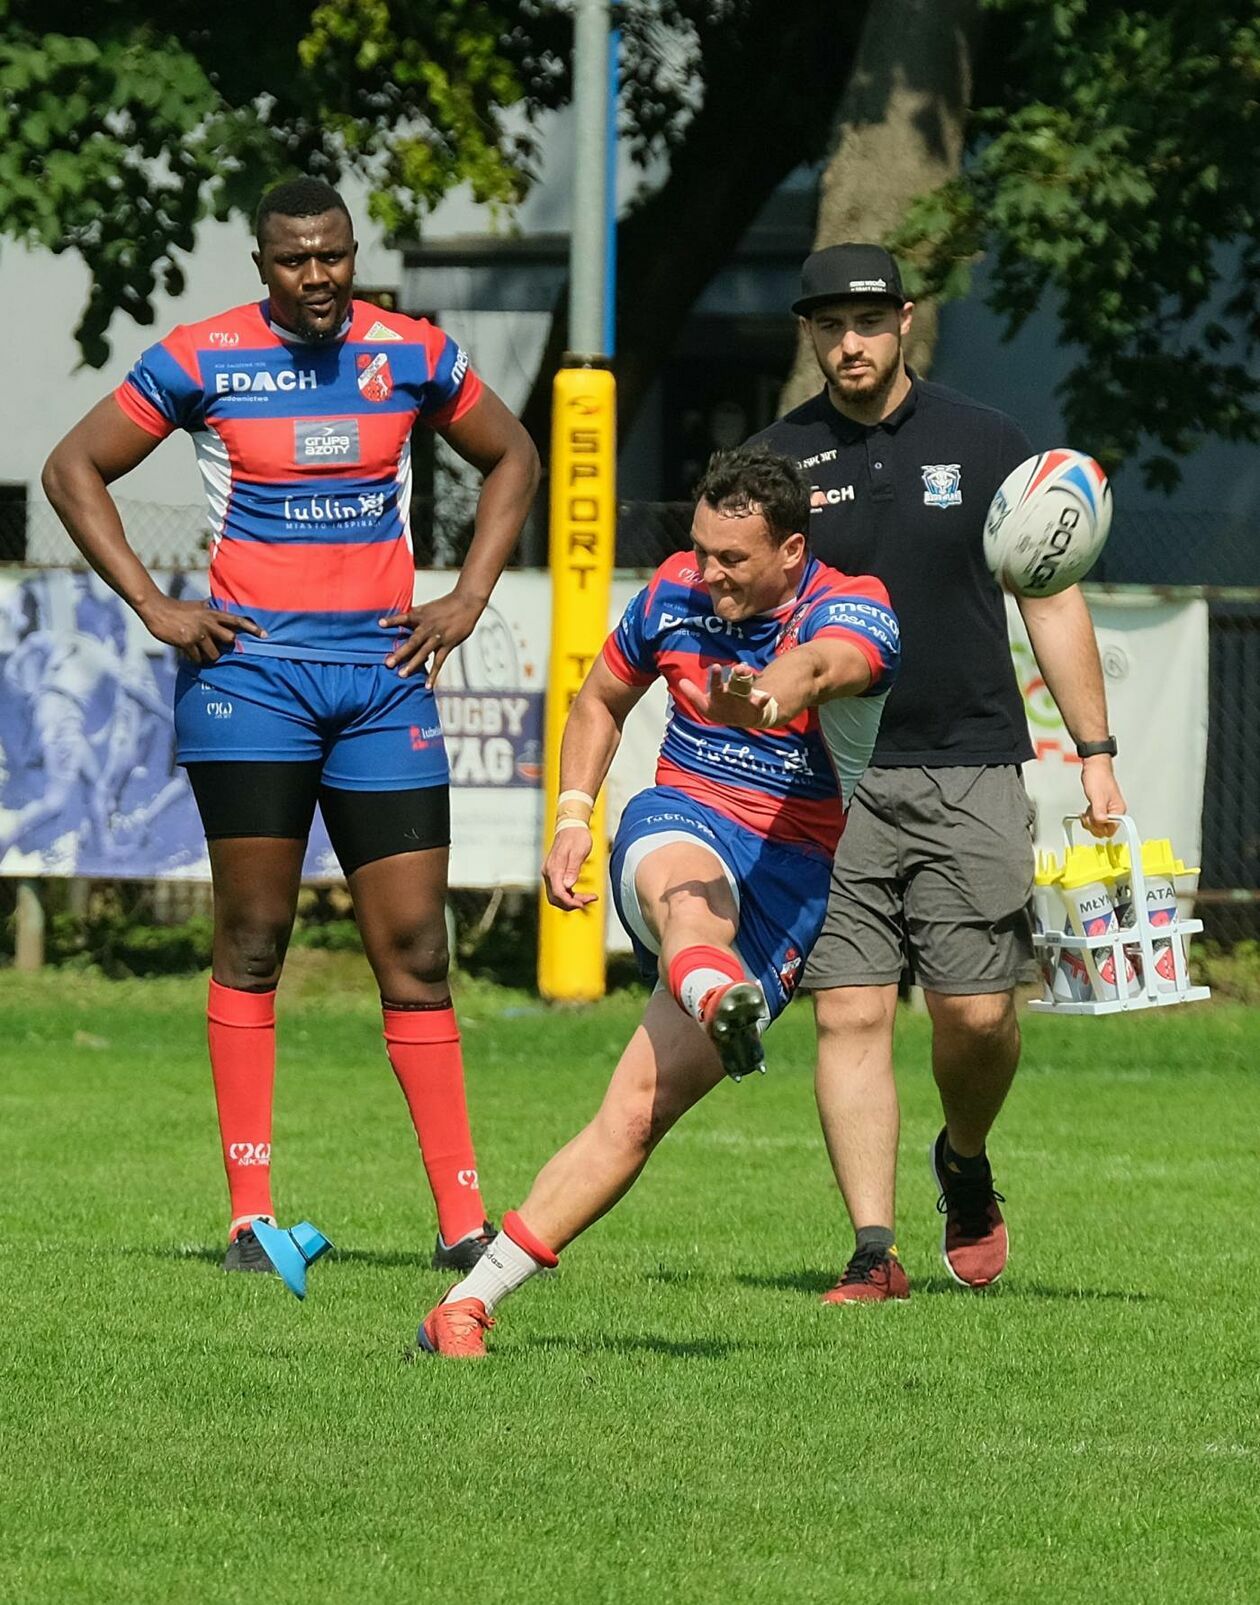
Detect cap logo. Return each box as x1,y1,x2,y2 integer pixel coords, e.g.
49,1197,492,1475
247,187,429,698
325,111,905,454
849,278,887,293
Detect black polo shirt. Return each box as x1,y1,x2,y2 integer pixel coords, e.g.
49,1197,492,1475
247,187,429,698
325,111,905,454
749,374,1034,766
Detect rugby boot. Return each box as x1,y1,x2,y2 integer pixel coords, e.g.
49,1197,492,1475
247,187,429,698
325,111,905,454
700,980,768,1082
417,1295,494,1359
222,1222,278,1275
821,1245,910,1304
931,1128,1008,1288
431,1219,497,1273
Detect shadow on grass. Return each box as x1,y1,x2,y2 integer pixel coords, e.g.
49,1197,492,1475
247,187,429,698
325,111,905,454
738,1268,1154,1303
127,1244,444,1271
520,1332,747,1359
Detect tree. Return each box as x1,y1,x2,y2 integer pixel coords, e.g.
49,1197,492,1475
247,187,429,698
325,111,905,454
0,0,568,365
6,2,1256,486
519,0,873,453
778,0,982,413
893,1,1260,487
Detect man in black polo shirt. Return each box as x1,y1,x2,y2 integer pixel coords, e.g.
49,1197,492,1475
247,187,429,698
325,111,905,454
749,243,1125,1301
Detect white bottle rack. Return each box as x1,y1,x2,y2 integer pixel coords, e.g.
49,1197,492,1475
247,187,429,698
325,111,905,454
1028,813,1211,1016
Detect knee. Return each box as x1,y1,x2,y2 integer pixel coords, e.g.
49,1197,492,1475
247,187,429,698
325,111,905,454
216,913,290,989
928,991,1016,1049
380,913,451,988
813,985,897,1044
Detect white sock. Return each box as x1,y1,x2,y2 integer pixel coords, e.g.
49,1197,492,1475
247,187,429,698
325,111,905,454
677,966,735,1023
442,1229,546,1315
229,1213,276,1238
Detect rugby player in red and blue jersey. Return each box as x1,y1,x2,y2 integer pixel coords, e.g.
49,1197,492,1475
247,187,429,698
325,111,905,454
42,179,540,1278
417,446,899,1356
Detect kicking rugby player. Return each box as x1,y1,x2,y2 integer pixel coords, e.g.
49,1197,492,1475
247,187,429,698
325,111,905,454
416,445,900,1357
42,178,540,1275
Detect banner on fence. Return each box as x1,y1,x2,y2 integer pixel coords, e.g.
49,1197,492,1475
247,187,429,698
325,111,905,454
0,571,1208,894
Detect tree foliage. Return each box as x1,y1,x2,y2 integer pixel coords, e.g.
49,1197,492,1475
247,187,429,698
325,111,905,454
0,0,568,365
4,1,1257,487
893,2,1260,487
520,0,871,450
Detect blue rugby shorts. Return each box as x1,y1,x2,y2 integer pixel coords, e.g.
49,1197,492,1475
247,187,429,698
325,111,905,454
609,785,832,1020
174,653,448,791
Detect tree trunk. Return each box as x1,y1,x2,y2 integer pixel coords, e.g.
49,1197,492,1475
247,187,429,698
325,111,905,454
520,0,872,464
779,0,982,414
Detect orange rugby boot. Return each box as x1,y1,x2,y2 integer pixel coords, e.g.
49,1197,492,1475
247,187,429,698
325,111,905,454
417,1295,494,1359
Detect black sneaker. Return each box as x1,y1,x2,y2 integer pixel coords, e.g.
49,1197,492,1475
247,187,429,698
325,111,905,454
431,1220,497,1273
223,1226,277,1275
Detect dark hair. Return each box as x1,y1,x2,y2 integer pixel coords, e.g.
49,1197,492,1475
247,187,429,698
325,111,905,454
693,445,810,546
255,178,352,246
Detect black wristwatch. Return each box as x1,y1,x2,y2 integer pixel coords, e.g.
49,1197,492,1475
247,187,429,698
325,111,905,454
1075,736,1118,759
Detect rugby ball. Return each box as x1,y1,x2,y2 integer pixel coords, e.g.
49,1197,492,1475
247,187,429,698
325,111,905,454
983,450,1112,597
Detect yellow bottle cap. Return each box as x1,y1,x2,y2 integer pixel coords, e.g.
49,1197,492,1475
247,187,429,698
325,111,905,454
1107,841,1131,874
1034,850,1061,886
1141,838,1199,878
1060,843,1115,892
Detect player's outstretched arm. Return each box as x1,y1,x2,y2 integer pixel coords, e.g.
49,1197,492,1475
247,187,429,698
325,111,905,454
542,659,650,911
679,637,873,731
384,388,541,684
1017,584,1126,837
42,397,265,663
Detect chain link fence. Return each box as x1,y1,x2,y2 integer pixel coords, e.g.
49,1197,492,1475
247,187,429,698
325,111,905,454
3,495,1257,946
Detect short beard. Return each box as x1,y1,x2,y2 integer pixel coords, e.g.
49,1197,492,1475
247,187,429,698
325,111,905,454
818,338,902,411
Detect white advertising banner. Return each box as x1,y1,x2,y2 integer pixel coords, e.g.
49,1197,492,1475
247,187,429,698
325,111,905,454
0,570,1207,897
1004,593,1209,868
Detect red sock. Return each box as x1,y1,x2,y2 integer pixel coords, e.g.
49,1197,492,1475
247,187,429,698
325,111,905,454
502,1210,560,1268
207,980,276,1235
665,944,744,1023
383,1004,486,1244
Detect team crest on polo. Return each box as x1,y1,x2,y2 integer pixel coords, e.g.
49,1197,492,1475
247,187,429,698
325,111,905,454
357,352,394,402
921,463,963,508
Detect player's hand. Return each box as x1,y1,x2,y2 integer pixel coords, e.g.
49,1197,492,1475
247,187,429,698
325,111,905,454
380,589,483,685
542,825,599,911
677,664,779,730
137,596,265,663
1079,756,1126,838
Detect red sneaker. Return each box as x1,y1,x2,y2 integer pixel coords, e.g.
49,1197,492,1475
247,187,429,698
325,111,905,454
930,1129,1008,1288
417,1295,494,1358
821,1246,910,1304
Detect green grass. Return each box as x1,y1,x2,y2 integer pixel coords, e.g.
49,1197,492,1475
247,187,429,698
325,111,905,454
1,956,1258,1604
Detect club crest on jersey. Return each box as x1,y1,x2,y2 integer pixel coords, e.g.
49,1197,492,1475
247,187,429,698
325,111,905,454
778,946,803,996
921,464,963,508
357,352,394,402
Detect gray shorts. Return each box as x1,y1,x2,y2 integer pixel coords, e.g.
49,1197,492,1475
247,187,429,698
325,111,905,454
804,765,1035,995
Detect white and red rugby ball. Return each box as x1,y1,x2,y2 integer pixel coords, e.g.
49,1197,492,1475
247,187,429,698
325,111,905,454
983,449,1112,597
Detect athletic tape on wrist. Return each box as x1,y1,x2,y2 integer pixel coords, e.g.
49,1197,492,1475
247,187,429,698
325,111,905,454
758,695,780,728
554,818,592,834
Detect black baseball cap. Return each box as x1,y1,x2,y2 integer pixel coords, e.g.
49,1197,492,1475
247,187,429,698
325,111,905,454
791,243,907,316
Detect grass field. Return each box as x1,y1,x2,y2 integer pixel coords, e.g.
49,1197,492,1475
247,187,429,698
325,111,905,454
2,956,1258,1604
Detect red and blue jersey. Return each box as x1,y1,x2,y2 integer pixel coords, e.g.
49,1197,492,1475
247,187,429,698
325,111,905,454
115,300,484,662
603,553,900,856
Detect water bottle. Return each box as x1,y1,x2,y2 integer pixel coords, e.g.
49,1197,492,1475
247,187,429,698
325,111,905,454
1058,845,1138,1001
1139,839,1196,994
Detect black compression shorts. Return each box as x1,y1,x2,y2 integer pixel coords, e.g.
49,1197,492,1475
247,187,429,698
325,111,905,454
184,761,450,876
